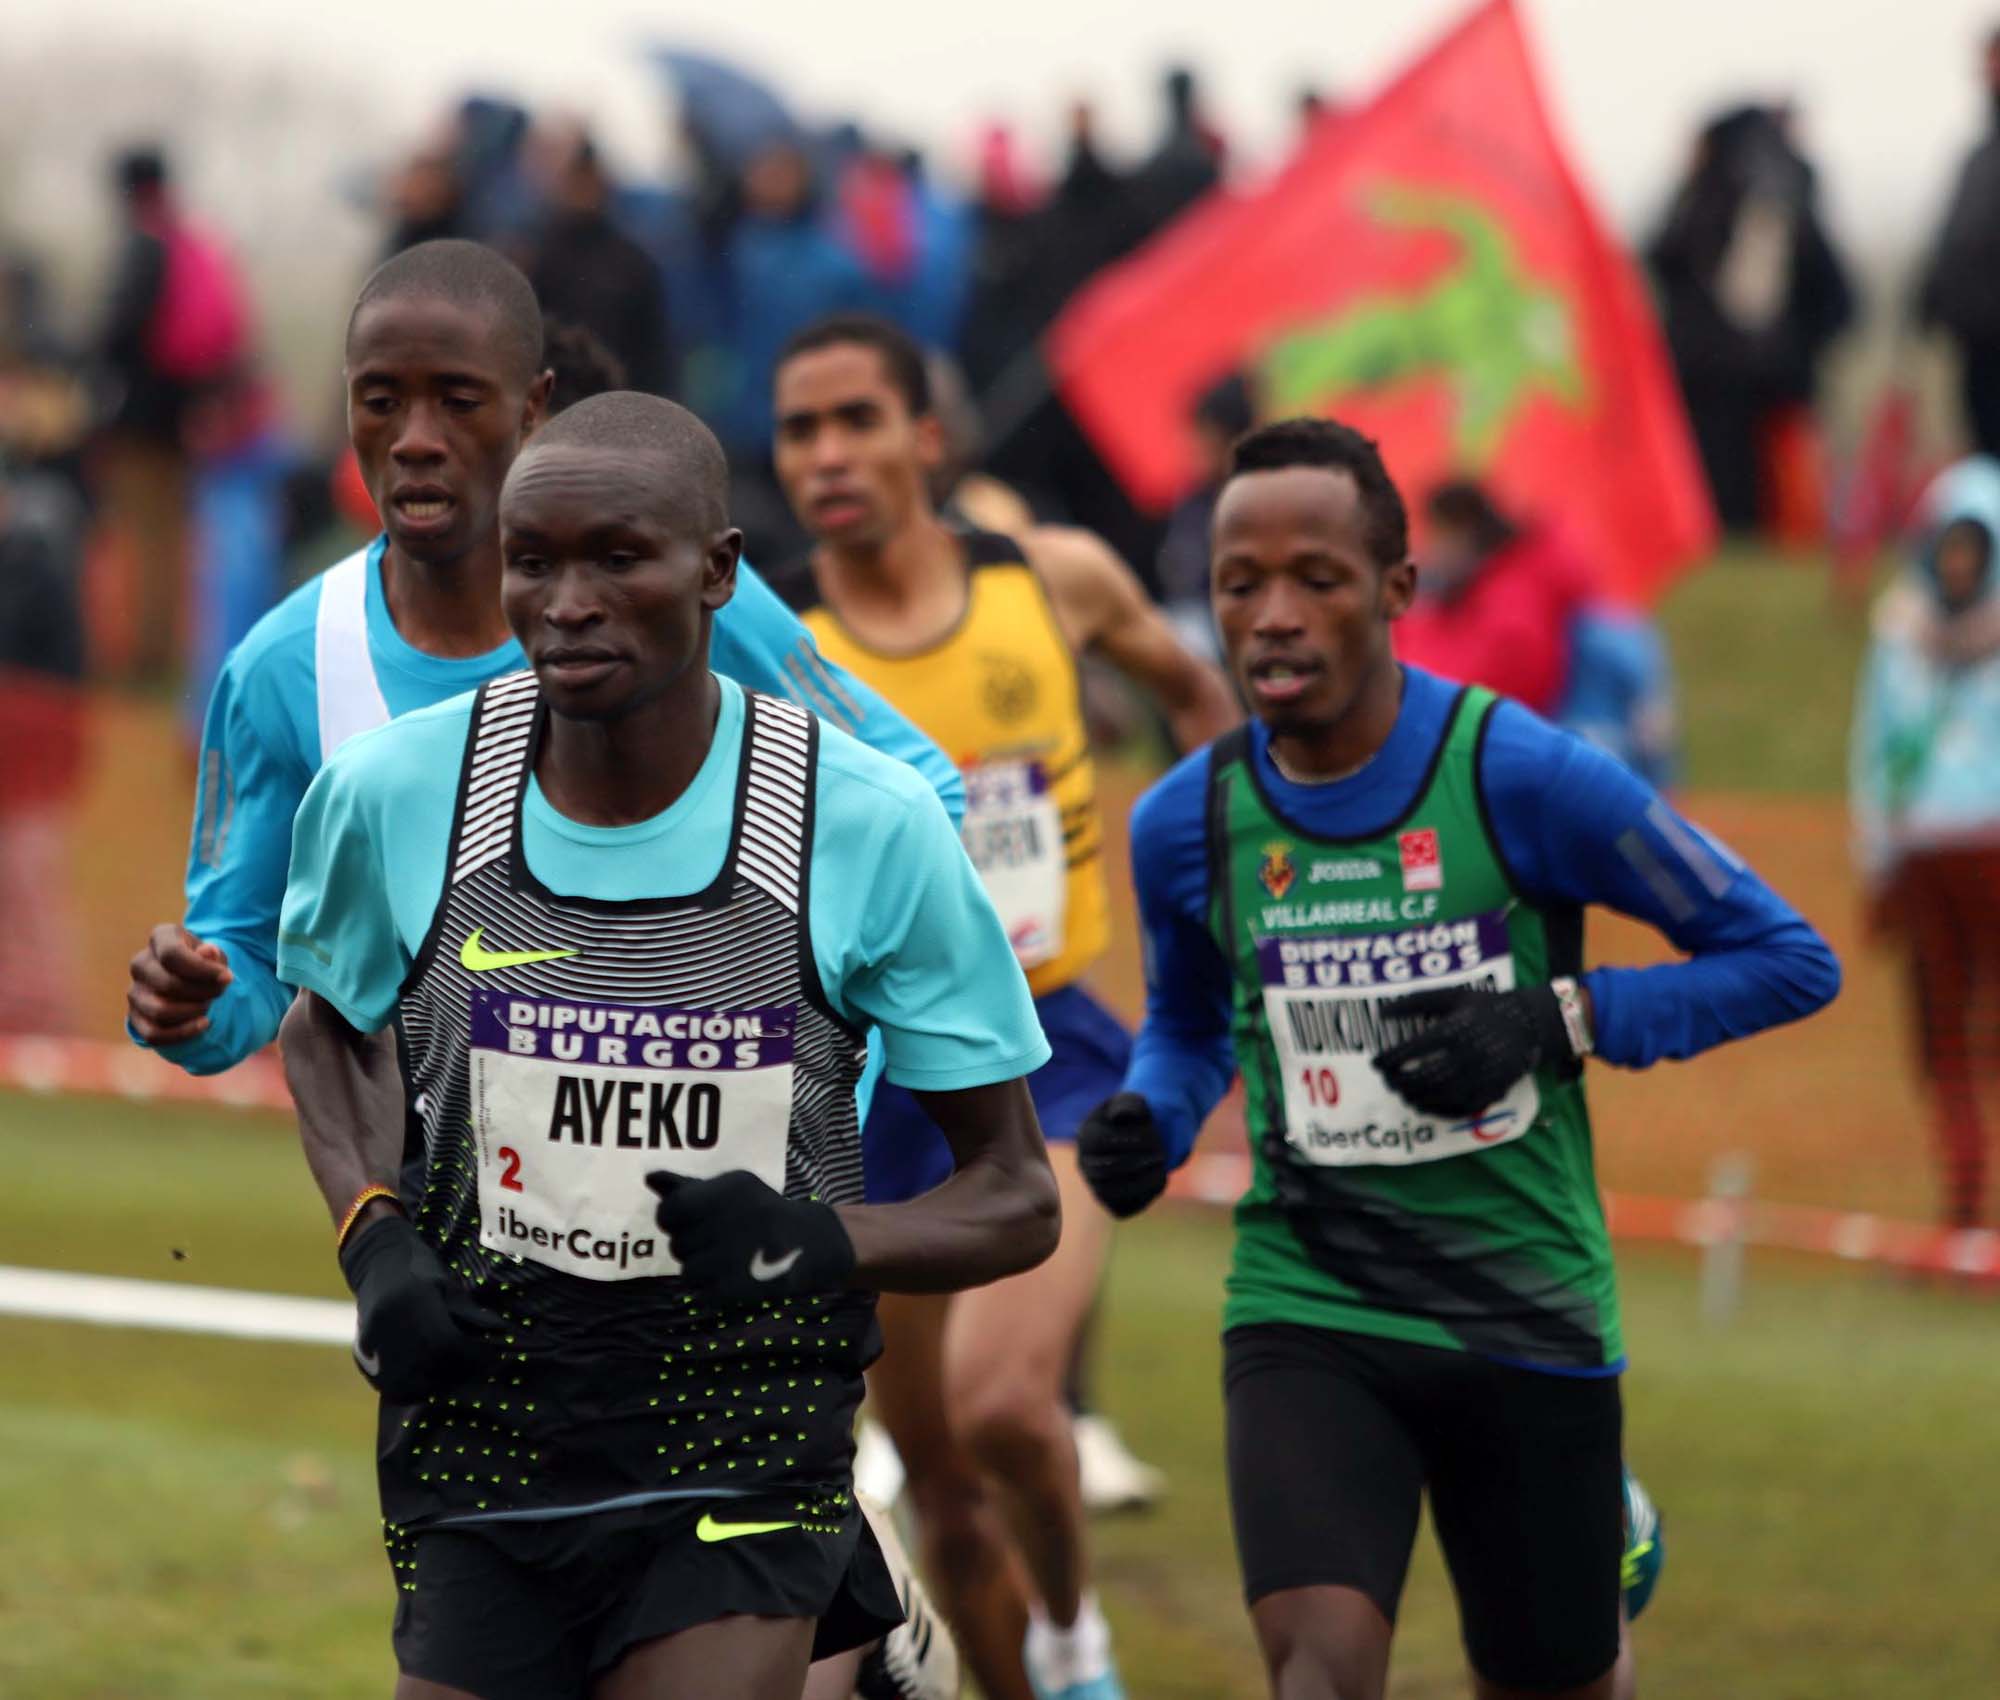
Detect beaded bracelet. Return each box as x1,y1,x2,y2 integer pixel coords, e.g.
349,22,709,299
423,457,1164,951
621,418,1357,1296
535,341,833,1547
336,1184,400,1251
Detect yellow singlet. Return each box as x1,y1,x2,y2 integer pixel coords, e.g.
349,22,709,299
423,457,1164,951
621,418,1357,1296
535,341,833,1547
776,530,1108,997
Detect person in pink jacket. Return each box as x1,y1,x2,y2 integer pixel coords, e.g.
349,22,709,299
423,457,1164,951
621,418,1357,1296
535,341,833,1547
1397,478,1596,717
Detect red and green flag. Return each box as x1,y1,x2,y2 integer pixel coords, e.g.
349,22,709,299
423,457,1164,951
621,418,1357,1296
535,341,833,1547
1047,0,1715,604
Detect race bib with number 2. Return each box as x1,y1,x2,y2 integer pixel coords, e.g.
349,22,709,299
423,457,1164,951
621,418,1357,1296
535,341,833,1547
467,990,795,1280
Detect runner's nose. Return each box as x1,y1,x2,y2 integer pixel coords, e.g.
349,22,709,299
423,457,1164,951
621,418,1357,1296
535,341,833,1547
808,423,854,476
391,397,448,468
541,564,605,631
1251,575,1309,637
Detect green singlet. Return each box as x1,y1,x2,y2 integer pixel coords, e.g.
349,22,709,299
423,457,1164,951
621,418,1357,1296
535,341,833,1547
1206,686,1622,1370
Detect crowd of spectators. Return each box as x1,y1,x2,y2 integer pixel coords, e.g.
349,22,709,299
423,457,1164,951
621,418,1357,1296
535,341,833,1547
8,29,2000,1045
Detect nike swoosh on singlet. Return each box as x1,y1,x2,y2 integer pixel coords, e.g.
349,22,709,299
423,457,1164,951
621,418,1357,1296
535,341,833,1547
749,1246,804,1282
695,1512,800,1543
458,928,579,972
353,1339,381,1379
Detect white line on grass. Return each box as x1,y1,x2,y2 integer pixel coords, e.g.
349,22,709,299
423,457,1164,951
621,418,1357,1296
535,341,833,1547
0,1265,353,1346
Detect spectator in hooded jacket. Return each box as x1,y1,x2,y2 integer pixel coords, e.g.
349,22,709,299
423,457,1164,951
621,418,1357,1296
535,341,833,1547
1647,105,1853,536
1852,457,2000,1230
1920,27,2000,457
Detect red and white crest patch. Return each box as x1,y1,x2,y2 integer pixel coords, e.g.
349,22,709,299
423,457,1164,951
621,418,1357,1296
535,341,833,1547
1398,828,1442,891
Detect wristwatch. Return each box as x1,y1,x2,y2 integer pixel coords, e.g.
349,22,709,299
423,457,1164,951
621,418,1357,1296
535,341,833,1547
1550,977,1594,1059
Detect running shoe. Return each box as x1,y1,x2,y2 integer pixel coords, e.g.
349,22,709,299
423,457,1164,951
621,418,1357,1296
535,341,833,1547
1621,1468,1665,1622
1073,1412,1165,1515
857,1491,960,1700
1024,1595,1125,1700
1030,1677,1128,1700
854,1416,908,1510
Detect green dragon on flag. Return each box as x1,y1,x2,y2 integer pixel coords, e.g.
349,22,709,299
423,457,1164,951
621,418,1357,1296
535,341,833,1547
1261,184,1588,465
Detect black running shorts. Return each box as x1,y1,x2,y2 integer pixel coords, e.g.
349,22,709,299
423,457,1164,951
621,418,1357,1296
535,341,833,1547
391,1494,900,1700
1224,1322,1624,1692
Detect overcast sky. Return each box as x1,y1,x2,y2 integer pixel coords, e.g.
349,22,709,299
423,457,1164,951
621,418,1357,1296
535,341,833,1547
12,0,1993,253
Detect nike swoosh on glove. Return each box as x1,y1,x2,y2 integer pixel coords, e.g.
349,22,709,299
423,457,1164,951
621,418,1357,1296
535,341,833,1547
1077,1092,1171,1218
339,1214,502,1403
1370,983,1578,1120
646,1169,856,1300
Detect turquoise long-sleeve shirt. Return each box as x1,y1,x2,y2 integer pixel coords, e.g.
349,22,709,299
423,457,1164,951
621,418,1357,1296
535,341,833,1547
140,536,964,1075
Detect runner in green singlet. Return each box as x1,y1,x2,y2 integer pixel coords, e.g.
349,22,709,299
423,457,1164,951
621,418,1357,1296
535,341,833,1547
1076,417,1839,1700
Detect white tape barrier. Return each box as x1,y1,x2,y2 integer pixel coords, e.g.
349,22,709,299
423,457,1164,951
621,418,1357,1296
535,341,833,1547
13,1040,1994,1284
0,1264,353,1346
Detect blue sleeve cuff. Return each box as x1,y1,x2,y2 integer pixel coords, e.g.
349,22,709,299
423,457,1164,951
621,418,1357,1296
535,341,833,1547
1125,1035,1233,1169
1153,1097,1204,1171
127,964,291,1077
1579,928,1841,1072
121,1014,229,1073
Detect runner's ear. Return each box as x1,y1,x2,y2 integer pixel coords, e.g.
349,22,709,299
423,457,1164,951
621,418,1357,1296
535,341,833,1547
913,411,947,477
1380,555,1418,621
703,528,743,611
522,367,555,436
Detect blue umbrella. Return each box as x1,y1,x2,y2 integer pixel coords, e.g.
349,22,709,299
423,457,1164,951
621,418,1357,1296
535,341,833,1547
645,48,800,174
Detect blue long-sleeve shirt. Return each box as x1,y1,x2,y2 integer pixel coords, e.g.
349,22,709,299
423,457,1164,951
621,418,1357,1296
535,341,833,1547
142,537,964,1076
1127,666,1841,1164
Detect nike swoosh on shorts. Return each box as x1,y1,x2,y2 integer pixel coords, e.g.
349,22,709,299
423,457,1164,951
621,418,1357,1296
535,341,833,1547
695,1513,800,1543
458,928,579,972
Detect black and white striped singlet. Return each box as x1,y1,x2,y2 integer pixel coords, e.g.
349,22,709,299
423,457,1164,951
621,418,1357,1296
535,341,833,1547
380,672,874,1548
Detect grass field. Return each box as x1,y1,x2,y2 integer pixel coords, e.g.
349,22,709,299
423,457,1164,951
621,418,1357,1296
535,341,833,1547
5,1090,1999,1699
1653,543,1878,796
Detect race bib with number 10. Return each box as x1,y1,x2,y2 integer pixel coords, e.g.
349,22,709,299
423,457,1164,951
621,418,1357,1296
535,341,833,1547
1259,910,1540,1166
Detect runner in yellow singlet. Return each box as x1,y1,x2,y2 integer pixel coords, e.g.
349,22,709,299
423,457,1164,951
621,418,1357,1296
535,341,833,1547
769,314,1238,1700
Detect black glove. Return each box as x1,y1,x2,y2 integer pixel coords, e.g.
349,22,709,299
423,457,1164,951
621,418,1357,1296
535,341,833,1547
1077,1092,1171,1219
339,1213,502,1403
645,1170,856,1301
1371,984,1579,1120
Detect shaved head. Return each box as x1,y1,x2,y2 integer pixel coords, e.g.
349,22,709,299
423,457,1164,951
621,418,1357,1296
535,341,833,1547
512,390,732,534
499,390,741,727
348,238,544,388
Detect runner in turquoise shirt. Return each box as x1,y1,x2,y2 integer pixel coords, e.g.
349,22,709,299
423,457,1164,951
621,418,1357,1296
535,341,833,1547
271,389,1044,1700
125,240,960,1077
